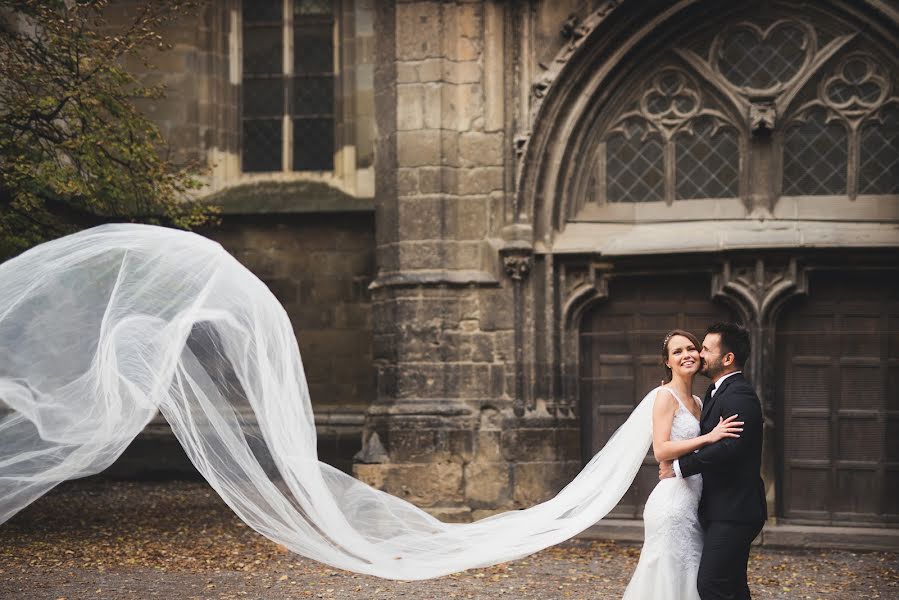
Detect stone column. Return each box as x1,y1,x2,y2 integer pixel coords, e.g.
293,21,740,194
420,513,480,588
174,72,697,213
354,0,508,522
354,0,581,521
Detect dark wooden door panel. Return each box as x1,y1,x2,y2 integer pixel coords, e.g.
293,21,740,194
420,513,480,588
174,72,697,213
579,274,733,518
777,271,899,525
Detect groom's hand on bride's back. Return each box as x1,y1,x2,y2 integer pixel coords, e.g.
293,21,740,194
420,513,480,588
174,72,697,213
658,460,675,479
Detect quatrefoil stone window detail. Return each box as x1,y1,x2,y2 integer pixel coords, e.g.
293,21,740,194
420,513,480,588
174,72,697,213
586,12,898,211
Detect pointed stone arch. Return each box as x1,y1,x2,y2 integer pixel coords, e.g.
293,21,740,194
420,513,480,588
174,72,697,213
515,0,899,246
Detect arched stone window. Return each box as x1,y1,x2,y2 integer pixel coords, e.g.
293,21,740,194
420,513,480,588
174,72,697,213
575,9,898,218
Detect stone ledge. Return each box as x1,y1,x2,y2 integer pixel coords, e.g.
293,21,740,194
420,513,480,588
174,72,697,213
204,180,374,215
369,269,500,289
580,520,899,552
759,523,899,552
548,220,899,256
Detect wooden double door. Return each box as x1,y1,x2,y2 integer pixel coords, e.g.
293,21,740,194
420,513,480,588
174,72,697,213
579,270,899,525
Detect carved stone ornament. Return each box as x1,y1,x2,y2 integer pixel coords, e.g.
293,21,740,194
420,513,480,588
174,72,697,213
749,101,776,133
712,258,808,323
529,1,624,105
607,68,734,142
513,133,530,161
532,75,553,99
503,254,532,281
560,14,579,39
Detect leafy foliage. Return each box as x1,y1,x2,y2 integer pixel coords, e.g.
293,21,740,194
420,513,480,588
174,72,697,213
0,0,216,260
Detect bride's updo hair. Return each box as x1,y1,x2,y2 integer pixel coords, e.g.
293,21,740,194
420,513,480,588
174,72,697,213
661,329,701,382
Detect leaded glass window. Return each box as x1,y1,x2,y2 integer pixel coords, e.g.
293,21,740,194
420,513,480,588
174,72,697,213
675,117,740,200
590,14,898,210
601,68,740,204
606,123,665,203
783,109,849,195
784,51,898,198
241,0,335,173
859,106,899,195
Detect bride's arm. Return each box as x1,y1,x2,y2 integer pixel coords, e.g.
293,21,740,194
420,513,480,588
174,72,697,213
651,389,742,462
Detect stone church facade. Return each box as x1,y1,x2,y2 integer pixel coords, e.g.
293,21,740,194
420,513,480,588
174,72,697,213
124,0,898,538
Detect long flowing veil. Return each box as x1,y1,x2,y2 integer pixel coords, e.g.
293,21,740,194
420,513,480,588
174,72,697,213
0,224,656,580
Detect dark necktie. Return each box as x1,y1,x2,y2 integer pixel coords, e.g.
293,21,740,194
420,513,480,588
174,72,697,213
704,383,715,404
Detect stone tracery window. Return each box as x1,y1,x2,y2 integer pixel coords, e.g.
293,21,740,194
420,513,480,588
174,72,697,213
593,13,898,207
785,52,899,197
603,69,740,203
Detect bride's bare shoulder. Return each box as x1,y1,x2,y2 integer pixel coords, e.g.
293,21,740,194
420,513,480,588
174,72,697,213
652,386,678,408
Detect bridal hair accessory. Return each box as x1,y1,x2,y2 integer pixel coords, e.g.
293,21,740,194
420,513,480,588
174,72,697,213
0,224,658,580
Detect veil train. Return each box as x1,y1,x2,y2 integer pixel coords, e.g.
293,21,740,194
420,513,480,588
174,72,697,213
0,224,654,580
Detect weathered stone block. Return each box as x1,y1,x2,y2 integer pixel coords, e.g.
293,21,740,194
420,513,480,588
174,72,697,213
395,363,444,398
397,240,447,269
440,330,494,363
443,60,480,84
396,62,419,83
334,303,372,330
417,59,443,83
444,363,492,399
418,167,442,194
397,83,424,130
299,278,350,304
442,83,483,131
492,330,515,361
465,462,511,506
261,277,298,304
459,132,504,167
443,3,482,62
353,463,387,489
478,289,514,331
397,130,441,167
441,132,460,166
376,364,398,399
555,427,582,461
372,333,398,363
395,2,441,60
397,168,419,195
387,428,440,462
397,197,445,240
457,167,504,195
511,461,582,507
387,462,465,507
489,364,506,398
475,430,503,461
445,429,475,462
452,240,482,269
501,428,562,462
423,84,442,129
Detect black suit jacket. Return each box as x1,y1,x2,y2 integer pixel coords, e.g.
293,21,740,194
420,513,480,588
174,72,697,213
678,372,767,525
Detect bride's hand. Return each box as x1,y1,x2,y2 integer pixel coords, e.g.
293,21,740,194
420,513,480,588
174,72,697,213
705,414,743,443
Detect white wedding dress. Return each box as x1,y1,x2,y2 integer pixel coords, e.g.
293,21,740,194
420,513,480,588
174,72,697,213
622,387,703,600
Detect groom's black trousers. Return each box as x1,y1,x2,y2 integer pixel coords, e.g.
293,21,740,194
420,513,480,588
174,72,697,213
697,520,764,600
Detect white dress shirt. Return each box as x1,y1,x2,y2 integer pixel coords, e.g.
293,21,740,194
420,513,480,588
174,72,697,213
672,371,742,478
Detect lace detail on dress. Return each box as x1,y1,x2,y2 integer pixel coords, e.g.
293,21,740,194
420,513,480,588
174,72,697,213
622,387,704,600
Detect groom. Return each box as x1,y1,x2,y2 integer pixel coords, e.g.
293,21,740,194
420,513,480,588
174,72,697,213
659,323,767,600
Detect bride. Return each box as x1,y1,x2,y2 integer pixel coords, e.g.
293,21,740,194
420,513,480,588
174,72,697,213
622,330,741,600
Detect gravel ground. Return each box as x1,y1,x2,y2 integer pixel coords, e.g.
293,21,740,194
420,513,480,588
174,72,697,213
1,480,896,600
